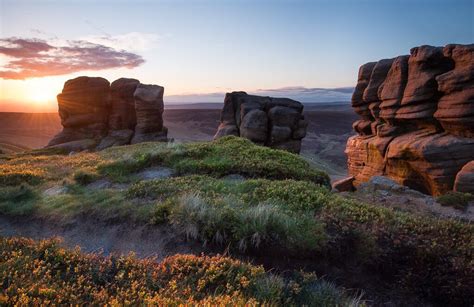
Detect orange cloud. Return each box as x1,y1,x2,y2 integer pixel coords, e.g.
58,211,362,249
0,37,144,79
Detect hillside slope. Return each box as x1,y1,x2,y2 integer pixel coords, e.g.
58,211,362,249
1,137,472,305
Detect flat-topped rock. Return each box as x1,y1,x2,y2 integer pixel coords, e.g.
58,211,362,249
214,92,306,153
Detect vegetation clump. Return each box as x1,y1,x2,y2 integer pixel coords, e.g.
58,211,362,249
0,164,44,186
437,191,473,210
0,236,361,306
0,137,473,304
99,136,330,186
73,167,100,185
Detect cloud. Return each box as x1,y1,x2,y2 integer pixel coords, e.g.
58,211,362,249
253,86,354,102
165,86,354,104
0,37,145,80
166,92,225,103
80,32,161,52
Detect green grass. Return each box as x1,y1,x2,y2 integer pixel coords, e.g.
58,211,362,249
167,194,326,251
99,136,330,185
0,236,362,306
128,175,331,212
437,191,473,211
73,167,100,185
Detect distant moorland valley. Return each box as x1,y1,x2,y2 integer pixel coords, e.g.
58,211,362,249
0,102,357,179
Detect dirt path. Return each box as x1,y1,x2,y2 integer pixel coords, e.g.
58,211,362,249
0,216,205,260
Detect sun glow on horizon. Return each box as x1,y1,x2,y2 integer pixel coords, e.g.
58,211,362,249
28,79,59,104
0,76,64,112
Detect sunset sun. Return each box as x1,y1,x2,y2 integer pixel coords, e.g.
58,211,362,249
26,78,61,105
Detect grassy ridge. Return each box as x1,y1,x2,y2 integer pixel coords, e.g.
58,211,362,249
0,137,473,305
0,236,360,306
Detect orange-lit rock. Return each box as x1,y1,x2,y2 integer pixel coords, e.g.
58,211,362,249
434,44,474,137
346,44,474,196
454,161,474,193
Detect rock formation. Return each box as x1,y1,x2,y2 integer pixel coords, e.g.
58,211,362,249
47,76,168,151
214,92,307,153
346,44,474,196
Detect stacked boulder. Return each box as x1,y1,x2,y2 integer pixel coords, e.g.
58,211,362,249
346,44,474,195
214,92,307,153
47,76,167,151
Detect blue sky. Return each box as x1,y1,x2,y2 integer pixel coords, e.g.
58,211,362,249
0,0,472,111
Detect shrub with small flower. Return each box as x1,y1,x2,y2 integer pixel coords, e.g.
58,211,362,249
0,236,360,306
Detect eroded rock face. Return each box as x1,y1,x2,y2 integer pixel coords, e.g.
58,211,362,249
434,44,474,137
47,77,110,149
214,92,306,153
131,84,167,144
47,76,168,151
454,161,474,193
346,44,474,196
397,45,453,124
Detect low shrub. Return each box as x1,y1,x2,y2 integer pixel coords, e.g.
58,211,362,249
0,164,43,186
437,191,473,210
319,196,474,305
0,184,35,202
0,236,361,306
73,167,100,185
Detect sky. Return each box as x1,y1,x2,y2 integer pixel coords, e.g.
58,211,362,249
0,0,473,112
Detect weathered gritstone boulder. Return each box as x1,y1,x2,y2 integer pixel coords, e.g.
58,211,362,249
214,92,306,153
396,45,453,124
47,77,111,150
379,55,409,127
351,62,377,136
363,58,394,135
131,84,167,144
47,76,167,152
346,44,474,196
434,44,474,137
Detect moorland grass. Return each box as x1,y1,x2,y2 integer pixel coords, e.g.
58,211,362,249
0,137,472,304
98,136,330,185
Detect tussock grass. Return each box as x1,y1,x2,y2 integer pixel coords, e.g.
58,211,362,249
167,194,326,251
